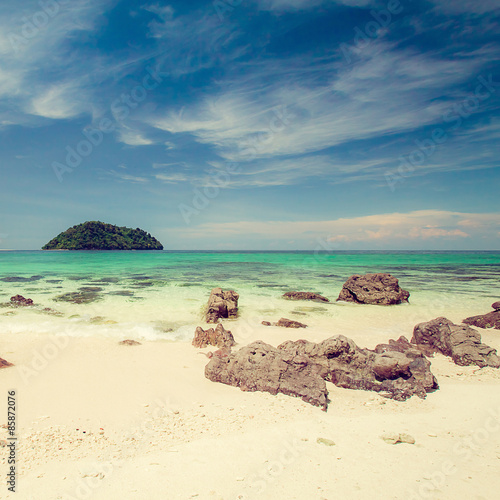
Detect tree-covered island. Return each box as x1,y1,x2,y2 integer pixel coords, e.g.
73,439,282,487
42,221,164,250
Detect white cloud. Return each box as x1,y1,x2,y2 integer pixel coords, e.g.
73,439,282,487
117,128,153,146
173,210,500,245
103,169,149,183
29,82,88,119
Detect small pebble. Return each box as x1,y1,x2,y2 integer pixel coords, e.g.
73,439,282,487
317,437,336,447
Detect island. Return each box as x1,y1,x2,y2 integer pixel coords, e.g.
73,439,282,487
42,221,164,250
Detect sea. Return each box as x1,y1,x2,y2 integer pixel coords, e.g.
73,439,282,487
1,251,499,344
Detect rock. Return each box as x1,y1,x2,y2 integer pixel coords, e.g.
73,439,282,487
262,318,308,328
492,301,500,311
193,324,236,349
317,437,336,446
206,288,239,323
337,273,410,305
278,335,437,401
0,357,13,369
381,433,415,445
205,341,329,410
283,292,330,303
119,340,142,346
463,310,500,330
277,318,307,328
10,295,34,307
412,317,500,368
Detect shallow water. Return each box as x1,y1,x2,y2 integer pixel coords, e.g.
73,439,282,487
0,251,499,342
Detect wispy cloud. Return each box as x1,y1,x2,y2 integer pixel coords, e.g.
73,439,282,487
148,40,493,166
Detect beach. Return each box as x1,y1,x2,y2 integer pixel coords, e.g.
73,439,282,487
1,251,500,499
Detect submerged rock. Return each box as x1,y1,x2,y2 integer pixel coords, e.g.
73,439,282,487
206,288,239,323
463,303,500,330
337,273,410,305
193,324,236,349
282,292,330,303
1,275,43,282
10,295,34,307
262,318,308,328
54,291,103,304
412,317,500,368
205,341,329,409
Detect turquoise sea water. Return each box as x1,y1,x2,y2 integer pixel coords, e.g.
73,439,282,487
1,251,499,342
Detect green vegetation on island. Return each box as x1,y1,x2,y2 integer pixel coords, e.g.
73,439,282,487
42,221,164,250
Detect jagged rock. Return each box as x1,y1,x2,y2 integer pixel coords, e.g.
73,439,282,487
337,273,410,305
205,341,329,410
412,317,500,368
193,324,236,349
10,295,34,307
206,288,239,323
278,335,437,401
262,318,308,328
463,305,500,329
0,357,13,369
283,292,330,303
119,340,142,346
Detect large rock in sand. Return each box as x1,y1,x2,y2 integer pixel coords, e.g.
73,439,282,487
412,317,500,368
205,341,329,409
206,288,239,323
463,302,500,330
193,324,236,349
278,335,437,401
337,273,409,305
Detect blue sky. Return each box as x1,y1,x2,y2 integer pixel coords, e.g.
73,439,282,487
0,0,499,250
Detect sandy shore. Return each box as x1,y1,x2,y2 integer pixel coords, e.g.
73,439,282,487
1,319,500,500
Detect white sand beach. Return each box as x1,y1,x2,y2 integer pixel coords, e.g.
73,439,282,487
2,312,500,500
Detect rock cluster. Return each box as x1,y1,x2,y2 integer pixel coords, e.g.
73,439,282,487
463,302,500,330
193,324,236,349
337,273,410,305
10,295,34,307
278,335,437,401
205,334,437,409
282,292,329,303
412,317,500,368
206,288,239,323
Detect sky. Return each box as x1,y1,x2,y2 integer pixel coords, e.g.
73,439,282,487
0,0,499,250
